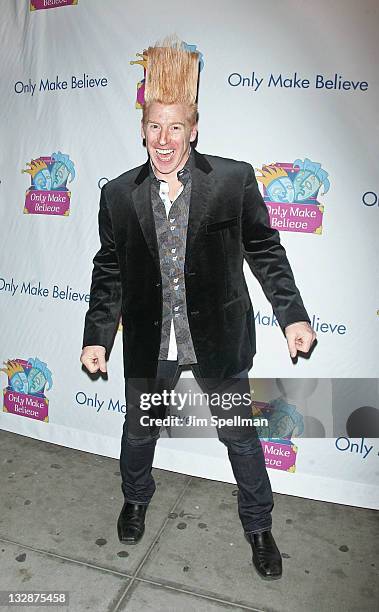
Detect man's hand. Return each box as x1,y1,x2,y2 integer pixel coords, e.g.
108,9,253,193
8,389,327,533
80,345,107,374
284,321,316,358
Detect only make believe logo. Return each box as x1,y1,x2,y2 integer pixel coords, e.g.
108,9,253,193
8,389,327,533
1,357,53,422
30,0,78,11
256,159,330,234
22,152,75,215
130,43,205,108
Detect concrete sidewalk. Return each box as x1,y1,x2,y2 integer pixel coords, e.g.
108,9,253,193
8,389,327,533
0,429,377,611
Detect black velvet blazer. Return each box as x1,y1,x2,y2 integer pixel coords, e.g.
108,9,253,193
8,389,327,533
82,149,310,382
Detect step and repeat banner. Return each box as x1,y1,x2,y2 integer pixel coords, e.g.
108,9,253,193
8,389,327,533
0,0,378,509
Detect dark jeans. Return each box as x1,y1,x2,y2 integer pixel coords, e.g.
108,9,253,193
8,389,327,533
119,360,274,534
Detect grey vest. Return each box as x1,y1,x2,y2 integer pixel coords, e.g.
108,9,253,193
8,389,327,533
150,154,197,364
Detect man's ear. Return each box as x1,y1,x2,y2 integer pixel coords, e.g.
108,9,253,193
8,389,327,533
140,120,145,140
190,123,198,143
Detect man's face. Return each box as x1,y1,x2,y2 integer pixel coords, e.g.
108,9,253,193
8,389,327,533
141,102,197,180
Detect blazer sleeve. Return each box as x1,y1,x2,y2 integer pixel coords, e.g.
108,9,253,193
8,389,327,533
241,163,311,331
82,184,122,355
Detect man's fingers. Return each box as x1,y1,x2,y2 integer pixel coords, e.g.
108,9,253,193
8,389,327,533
97,353,107,373
297,331,317,353
285,323,317,359
288,331,316,357
81,355,100,373
298,337,313,353
80,346,107,374
287,335,297,358
86,359,99,374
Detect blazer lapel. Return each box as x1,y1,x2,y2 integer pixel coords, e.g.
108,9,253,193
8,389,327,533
131,161,160,272
185,150,214,267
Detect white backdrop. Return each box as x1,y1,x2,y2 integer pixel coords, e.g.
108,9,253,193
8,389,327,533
0,0,378,510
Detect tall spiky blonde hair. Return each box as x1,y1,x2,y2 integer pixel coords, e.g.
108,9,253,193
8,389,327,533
143,35,200,125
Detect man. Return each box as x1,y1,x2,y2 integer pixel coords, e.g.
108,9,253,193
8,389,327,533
80,38,316,580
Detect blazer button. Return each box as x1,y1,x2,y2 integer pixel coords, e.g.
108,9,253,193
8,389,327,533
155,282,161,287
154,320,159,326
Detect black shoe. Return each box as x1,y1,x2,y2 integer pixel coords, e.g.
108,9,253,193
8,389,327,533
117,502,148,544
245,529,283,580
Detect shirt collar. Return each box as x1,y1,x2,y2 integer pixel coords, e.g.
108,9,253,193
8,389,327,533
149,147,194,185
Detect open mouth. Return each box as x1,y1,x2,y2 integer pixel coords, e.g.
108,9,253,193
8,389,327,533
155,148,175,162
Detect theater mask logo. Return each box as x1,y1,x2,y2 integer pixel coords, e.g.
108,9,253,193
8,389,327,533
130,42,205,109
1,357,53,422
22,152,75,215
30,0,78,11
253,399,303,472
256,158,330,234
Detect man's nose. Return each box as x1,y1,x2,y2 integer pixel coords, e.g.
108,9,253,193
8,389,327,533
158,127,169,146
